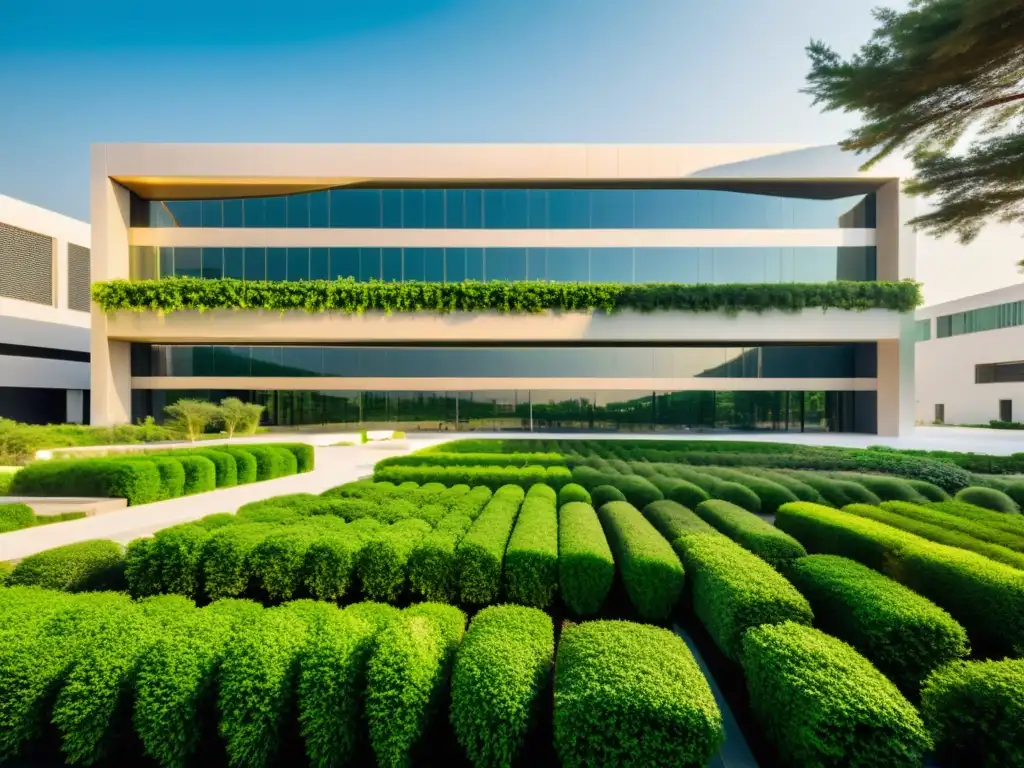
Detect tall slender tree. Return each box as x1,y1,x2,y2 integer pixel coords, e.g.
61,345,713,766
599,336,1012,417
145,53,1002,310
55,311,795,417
805,0,1024,258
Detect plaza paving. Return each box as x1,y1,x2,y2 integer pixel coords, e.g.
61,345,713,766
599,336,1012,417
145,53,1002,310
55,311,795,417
1,426,1021,562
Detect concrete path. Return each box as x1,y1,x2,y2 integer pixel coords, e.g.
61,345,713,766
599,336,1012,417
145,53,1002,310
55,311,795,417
0,437,449,561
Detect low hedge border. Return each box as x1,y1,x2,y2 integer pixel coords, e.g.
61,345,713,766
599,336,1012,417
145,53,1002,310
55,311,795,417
554,620,724,767
647,474,711,509
377,452,567,469
304,524,382,601
699,467,799,514
788,554,969,694
643,499,718,540
357,518,432,602
408,514,475,602
366,603,466,768
0,503,35,533
843,503,1024,570
921,659,1024,768
558,502,615,616
832,472,928,503
930,500,1024,538
882,500,1024,552
451,605,554,768
741,621,931,767
7,539,126,592
694,499,807,569
671,521,813,662
776,502,1024,657
955,486,1020,513
504,485,559,609
93,276,924,315
375,464,572,491
456,485,525,605
597,501,684,621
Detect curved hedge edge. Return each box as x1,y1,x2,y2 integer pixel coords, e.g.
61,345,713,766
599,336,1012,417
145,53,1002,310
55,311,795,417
558,502,615,616
694,499,807,569
504,489,559,609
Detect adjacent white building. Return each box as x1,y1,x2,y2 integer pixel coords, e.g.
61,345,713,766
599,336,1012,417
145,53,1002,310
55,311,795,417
0,195,91,424
916,282,1024,426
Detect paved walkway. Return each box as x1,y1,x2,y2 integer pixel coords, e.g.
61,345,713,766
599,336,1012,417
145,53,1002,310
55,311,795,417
0,437,448,561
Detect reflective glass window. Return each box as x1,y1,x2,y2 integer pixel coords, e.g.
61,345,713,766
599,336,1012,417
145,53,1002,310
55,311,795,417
446,248,467,283
175,248,202,278
201,200,223,228
425,248,445,282
527,249,546,280
166,201,201,227
309,191,330,228
244,198,266,227
466,248,484,281
201,248,224,279
425,191,445,228
331,248,359,280
287,248,309,281
264,198,287,228
310,248,330,280
445,190,465,228
486,248,526,282
404,248,425,281
382,190,402,228
267,248,287,281
287,194,309,228
224,248,244,280
224,200,244,228
547,248,589,283
382,248,403,282
360,248,382,281
403,190,425,228
244,248,266,281
465,190,483,228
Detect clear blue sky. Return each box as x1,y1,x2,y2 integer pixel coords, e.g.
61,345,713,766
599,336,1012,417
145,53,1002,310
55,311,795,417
0,0,900,220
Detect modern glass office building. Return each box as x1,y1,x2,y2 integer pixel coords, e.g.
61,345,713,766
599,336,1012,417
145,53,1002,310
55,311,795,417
90,144,916,434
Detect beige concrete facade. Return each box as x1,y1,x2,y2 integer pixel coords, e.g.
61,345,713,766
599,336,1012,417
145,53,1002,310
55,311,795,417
91,143,916,434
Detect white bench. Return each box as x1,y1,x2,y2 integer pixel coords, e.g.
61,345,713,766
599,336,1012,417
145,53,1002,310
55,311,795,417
364,430,397,442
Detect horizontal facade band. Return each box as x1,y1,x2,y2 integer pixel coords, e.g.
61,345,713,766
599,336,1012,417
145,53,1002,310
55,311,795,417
131,376,878,391
2,355,90,390
102,307,905,344
128,227,876,249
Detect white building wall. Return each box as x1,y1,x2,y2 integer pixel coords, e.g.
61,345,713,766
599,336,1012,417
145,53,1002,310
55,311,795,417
916,283,1024,425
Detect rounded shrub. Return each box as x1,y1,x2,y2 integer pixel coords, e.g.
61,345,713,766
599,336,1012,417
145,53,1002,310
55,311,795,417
11,458,163,506
202,525,269,600
590,484,626,508
7,539,125,591
366,603,466,767
741,622,931,767
243,445,285,481
358,518,432,602
610,475,664,509
598,501,684,621
557,482,591,506
643,499,718,541
214,446,259,484
123,455,186,500
277,442,315,473
880,500,1024,553
711,480,762,513
694,499,807,569
921,659,1024,768
747,469,825,504
457,485,526,605
126,523,211,598
905,479,950,502
504,488,559,609
558,502,614,616
180,449,238,488
955,486,1019,513
789,554,969,694
0,503,35,533
173,455,217,495
249,526,324,601
661,478,711,510
449,485,493,520
554,620,723,768
842,474,927,503
303,528,369,601
408,514,474,603
451,606,554,768
702,468,798,514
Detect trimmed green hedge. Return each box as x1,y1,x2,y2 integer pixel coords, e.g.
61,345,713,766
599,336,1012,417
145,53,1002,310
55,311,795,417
905,479,950,502
276,443,315,473
598,501,684,621
741,622,931,767
930,500,1024,538
378,452,566,469
844,503,1024,569
921,659,1024,768
93,276,923,315
643,499,718,540
451,605,554,768
172,455,217,495
648,475,711,509
243,445,287,481
787,470,882,507
214,446,259,484
700,467,799,514
456,485,525,605
590,484,626,507
837,473,928,503
672,523,813,661
776,502,1024,657
882,500,1024,552
746,468,825,503
7,539,125,592
177,449,237,488
0,503,35,533
694,499,807,569
788,554,969,694
557,482,591,506
554,620,723,768
203,525,269,600
375,464,572,491
558,502,615,616
250,527,324,601
304,525,379,601
357,518,432,602
504,486,559,609
955,486,1020,513
11,458,163,506
407,514,474,602
609,475,664,509
123,455,187,499
126,523,210,598
366,603,466,767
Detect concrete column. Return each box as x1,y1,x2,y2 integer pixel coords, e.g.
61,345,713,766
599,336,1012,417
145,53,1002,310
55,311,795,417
66,389,84,424
90,147,133,425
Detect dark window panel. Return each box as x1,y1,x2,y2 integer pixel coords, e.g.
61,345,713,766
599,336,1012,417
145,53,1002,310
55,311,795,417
224,200,244,228
267,248,288,281
287,248,310,281
287,194,310,228
244,248,266,281
309,191,330,228
224,248,245,280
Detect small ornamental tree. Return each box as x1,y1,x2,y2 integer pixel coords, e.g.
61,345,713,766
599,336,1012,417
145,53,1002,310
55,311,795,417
164,400,221,442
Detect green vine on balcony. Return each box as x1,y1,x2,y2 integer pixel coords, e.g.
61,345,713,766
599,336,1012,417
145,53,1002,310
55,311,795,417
91,277,922,315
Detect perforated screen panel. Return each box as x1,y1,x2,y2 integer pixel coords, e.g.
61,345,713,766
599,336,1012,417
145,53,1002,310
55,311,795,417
68,243,91,312
0,222,53,306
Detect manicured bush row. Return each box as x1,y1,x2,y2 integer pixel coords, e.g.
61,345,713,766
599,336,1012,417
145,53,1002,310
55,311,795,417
786,470,882,507
447,485,494,520
451,605,554,768
456,485,525,605
366,603,466,767
741,622,931,767
557,502,615,616
694,499,807,569
882,500,1024,552
123,455,188,500
833,472,928,503
0,503,35,533
174,449,237,489
52,594,196,765
642,499,717,541
597,501,684,621
844,503,1024,570
905,479,950,502
305,522,383,601
647,474,711,509
377,452,567,469
699,467,799,514
744,468,826,503
776,502,1024,657
250,526,329,601
126,523,210,598
554,620,724,768
589,484,626,507
930,500,1024,537
275,442,316,473
11,458,164,505
921,659,1024,768
788,554,969,694
609,474,664,509
357,518,432,602
408,514,475,602
297,602,401,768
158,454,216,496
557,482,591,506
214,446,260,484
955,486,1020,513
7,539,125,592
375,464,572,491
670,516,813,661
243,445,288,481
504,485,559,609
